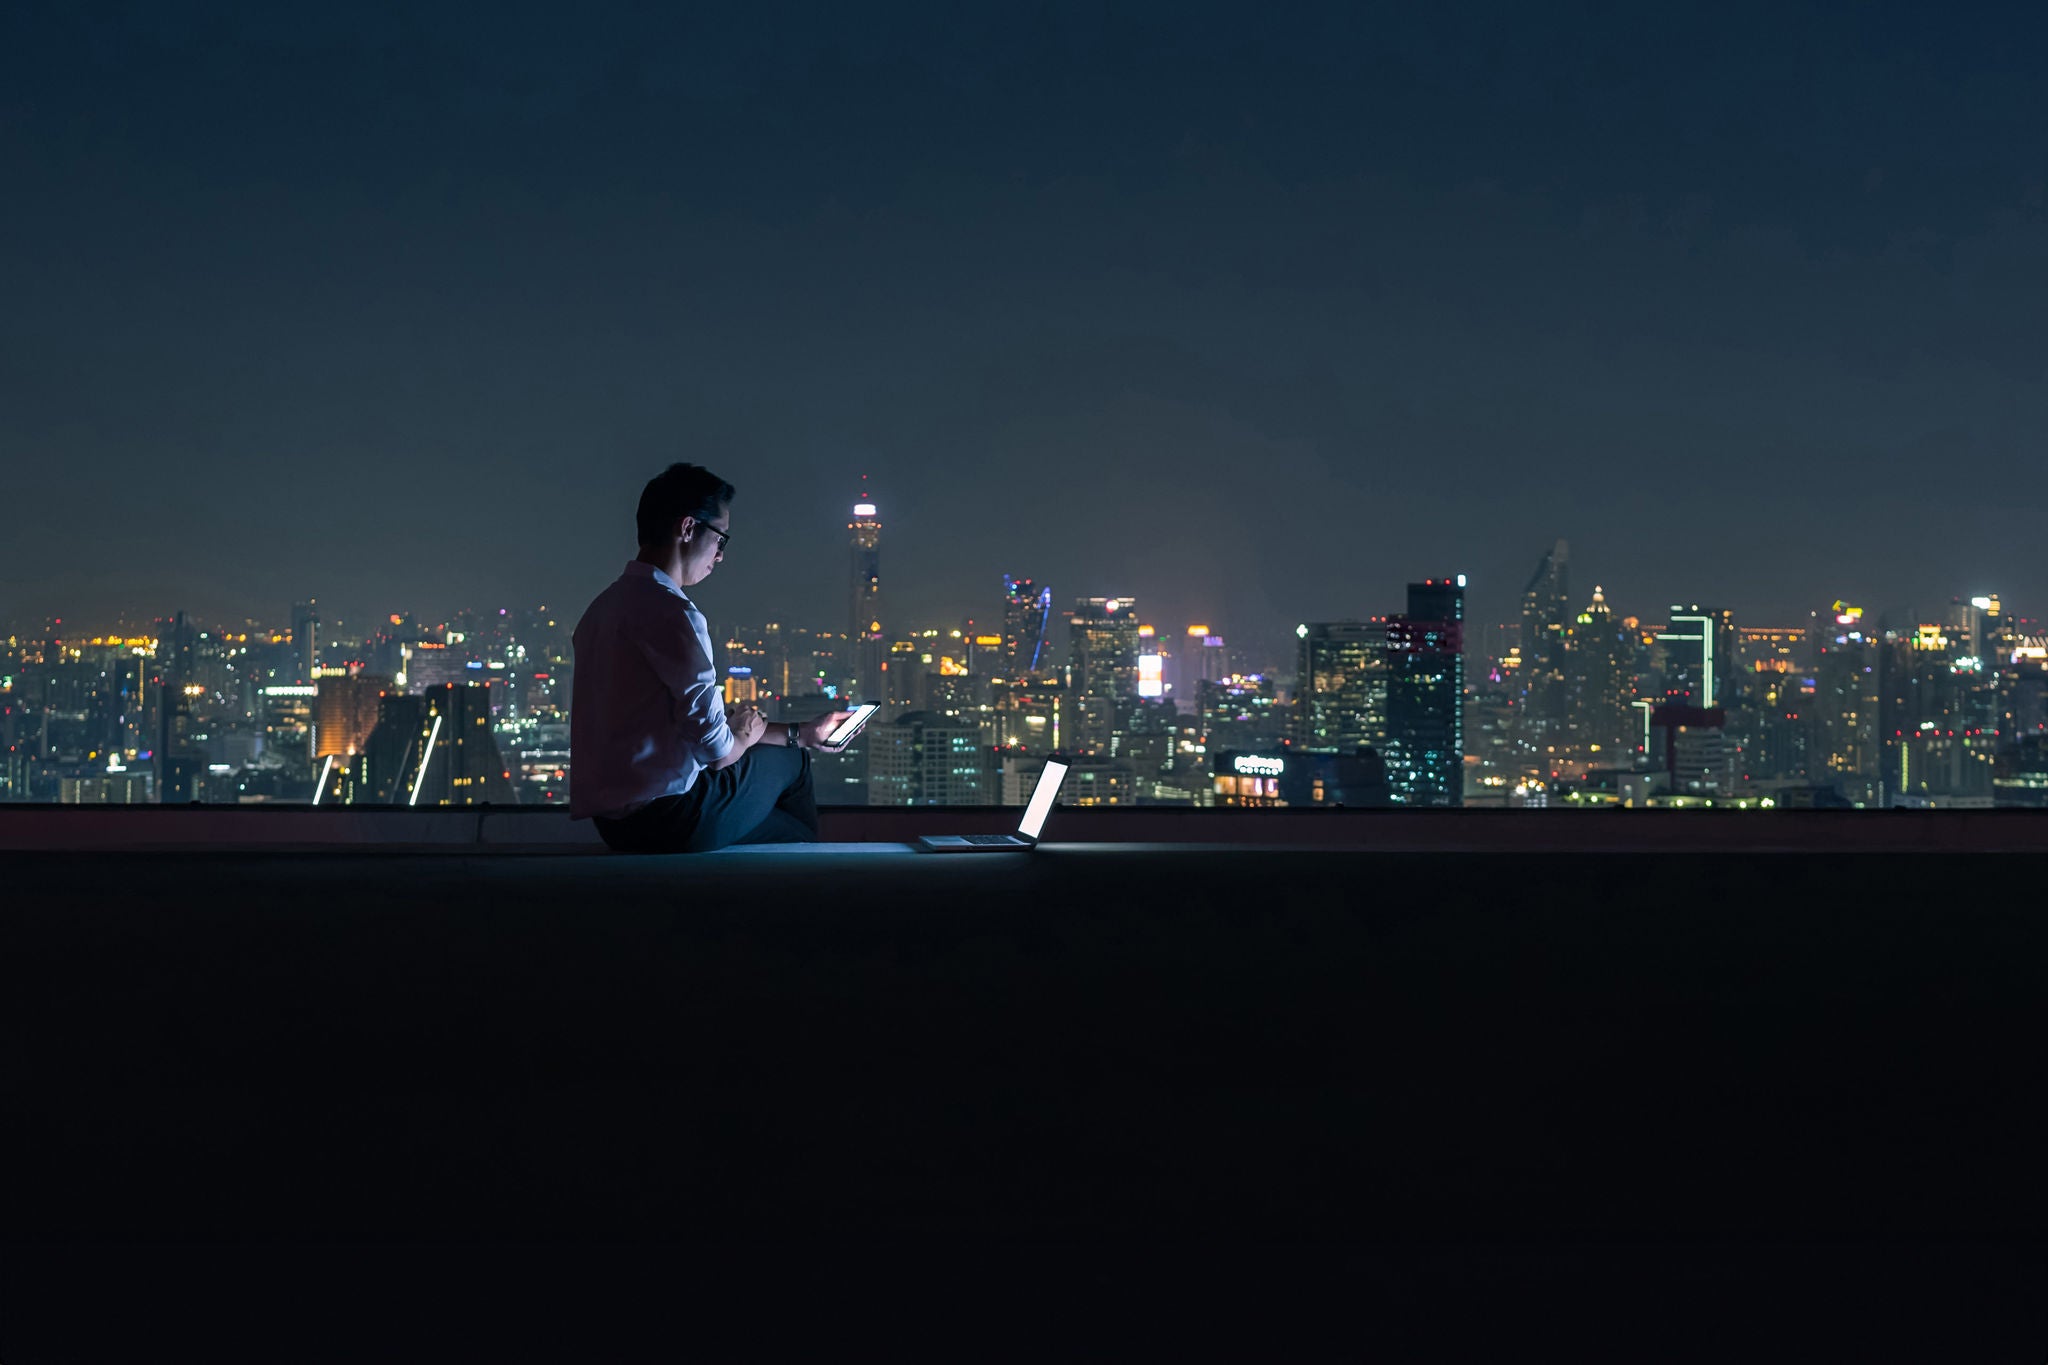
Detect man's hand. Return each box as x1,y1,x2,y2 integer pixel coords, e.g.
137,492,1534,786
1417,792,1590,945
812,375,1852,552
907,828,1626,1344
797,711,858,749
728,705,768,750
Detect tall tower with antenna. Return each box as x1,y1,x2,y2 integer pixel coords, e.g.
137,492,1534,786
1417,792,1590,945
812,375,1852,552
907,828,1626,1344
848,478,884,704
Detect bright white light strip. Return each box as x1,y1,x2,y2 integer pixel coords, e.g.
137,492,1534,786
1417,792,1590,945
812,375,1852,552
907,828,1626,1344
1634,699,1657,752
312,754,335,806
409,713,443,807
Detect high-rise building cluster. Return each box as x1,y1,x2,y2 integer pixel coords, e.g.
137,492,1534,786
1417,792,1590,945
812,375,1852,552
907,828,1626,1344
705,492,1470,810
1462,540,2048,809
1,602,570,808
6,516,2044,811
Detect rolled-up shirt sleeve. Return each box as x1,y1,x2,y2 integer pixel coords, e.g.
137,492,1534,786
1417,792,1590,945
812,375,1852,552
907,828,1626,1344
636,615,734,765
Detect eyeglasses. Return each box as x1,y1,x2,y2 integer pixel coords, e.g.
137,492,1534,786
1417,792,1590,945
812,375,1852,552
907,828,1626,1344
697,522,730,552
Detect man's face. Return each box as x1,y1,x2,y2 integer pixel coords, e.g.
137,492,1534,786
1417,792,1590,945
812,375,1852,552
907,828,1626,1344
677,510,729,586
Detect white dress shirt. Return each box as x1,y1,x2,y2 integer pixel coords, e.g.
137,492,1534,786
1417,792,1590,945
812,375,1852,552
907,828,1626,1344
569,560,735,819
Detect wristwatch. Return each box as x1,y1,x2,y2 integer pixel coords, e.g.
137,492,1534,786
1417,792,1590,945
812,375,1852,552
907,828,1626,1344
785,722,800,748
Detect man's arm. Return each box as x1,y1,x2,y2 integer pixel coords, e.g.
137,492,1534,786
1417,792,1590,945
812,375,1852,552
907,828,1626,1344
709,709,768,769
781,714,859,750
715,714,857,767
634,619,735,768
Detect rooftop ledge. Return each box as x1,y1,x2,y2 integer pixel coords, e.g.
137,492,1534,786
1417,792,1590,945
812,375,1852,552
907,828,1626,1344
2,804,2046,854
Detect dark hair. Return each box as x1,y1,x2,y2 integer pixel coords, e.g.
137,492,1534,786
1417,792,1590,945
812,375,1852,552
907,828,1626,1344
636,463,735,546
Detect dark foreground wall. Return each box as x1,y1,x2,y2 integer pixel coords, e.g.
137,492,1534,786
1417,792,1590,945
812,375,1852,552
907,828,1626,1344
5,845,2048,1353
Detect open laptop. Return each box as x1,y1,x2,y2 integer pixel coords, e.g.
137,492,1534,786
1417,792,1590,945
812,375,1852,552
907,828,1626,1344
914,760,1068,852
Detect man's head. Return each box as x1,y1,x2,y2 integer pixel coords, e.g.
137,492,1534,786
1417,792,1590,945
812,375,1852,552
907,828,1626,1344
636,462,735,587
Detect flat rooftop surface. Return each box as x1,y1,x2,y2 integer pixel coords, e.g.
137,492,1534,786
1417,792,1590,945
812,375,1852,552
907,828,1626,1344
6,842,2048,1354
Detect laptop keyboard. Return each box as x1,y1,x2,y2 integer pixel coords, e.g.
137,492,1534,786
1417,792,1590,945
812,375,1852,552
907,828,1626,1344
961,834,1022,845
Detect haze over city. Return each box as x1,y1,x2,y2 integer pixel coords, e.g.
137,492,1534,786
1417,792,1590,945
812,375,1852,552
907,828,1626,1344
5,2,2046,646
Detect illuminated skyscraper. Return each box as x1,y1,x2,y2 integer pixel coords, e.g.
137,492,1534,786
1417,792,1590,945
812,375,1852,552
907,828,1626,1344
350,693,427,803
1567,586,1634,762
1746,670,1813,784
349,684,515,806
291,599,319,681
1658,605,1737,709
1735,627,1805,677
1874,613,2000,806
882,637,926,713
1520,540,1572,748
722,626,780,700
848,486,884,704
987,677,1066,752
259,684,318,764
922,670,982,720
1067,596,1140,754
1948,594,2001,664
1136,625,1163,700
1811,601,1880,804
724,665,759,705
1385,577,1466,807
1001,576,1054,677
1186,626,1230,688
154,610,201,803
1068,597,1140,694
315,672,390,761
1291,620,1388,752
1197,673,1286,755
402,641,470,692
1999,632,2048,742
1463,662,1524,800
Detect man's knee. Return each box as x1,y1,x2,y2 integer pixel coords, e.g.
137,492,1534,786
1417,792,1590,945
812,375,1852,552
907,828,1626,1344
763,742,811,792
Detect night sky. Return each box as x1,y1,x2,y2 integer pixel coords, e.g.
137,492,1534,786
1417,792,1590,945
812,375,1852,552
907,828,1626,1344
5,2,2046,660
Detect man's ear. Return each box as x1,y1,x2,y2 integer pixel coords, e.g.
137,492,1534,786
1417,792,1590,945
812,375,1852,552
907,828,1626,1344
675,515,694,542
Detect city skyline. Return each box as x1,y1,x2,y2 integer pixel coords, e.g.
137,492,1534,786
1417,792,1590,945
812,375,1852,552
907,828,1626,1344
10,528,2045,810
2,497,2033,667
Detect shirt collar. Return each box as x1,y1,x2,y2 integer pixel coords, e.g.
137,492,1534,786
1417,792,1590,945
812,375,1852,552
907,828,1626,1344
623,559,693,606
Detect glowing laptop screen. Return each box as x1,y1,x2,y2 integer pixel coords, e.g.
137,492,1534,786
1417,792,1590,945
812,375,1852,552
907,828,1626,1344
1017,761,1068,840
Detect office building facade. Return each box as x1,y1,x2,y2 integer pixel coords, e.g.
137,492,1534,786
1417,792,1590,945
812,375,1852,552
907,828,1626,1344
1385,578,1466,807
1067,596,1140,755
865,711,990,806
1291,620,1388,752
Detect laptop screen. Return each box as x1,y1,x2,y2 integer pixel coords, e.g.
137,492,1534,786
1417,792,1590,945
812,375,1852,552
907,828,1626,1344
1016,761,1068,840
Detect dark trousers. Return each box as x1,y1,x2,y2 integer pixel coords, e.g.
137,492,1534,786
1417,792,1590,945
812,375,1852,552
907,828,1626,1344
593,745,819,853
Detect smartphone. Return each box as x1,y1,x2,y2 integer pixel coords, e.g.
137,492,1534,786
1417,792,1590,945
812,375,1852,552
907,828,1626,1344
820,702,880,751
